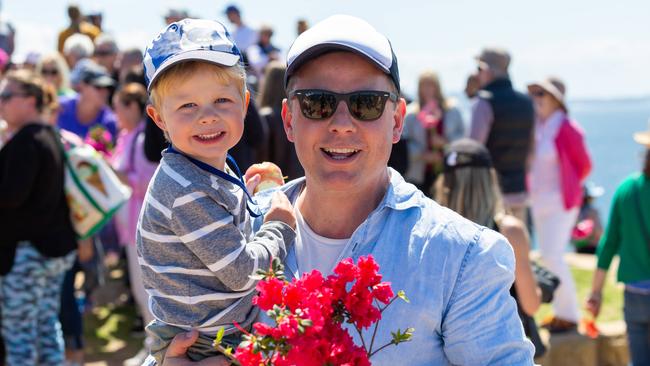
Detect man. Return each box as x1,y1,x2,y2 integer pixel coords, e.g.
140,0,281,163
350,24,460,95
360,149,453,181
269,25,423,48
470,48,534,222
0,1,15,58
157,15,534,366
93,34,119,77
163,8,190,25
57,4,101,53
224,5,257,52
246,24,282,79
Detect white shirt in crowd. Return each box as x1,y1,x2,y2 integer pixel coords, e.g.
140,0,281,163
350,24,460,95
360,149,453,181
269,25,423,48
232,24,258,52
530,109,565,216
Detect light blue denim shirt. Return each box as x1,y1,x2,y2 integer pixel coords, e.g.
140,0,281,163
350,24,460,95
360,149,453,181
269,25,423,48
254,169,535,365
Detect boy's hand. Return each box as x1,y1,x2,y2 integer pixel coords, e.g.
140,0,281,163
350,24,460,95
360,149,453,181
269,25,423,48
264,191,296,229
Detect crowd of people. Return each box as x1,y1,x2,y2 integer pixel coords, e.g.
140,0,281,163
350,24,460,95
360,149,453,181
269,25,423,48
0,3,649,366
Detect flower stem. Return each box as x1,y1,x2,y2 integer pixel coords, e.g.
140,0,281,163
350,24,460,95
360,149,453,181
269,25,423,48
369,341,396,357
214,344,241,366
368,300,381,354
354,324,367,350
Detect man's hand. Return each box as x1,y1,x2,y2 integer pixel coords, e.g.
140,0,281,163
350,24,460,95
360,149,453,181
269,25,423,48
162,330,230,366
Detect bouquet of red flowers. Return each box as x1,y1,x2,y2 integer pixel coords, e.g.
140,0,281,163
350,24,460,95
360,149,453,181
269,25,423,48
84,125,114,158
215,255,413,365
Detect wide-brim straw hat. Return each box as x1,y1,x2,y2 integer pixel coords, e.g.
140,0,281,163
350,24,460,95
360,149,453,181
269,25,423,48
527,77,567,112
634,120,650,147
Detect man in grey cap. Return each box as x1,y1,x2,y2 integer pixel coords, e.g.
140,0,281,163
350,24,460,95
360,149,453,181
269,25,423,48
160,16,534,366
470,47,535,222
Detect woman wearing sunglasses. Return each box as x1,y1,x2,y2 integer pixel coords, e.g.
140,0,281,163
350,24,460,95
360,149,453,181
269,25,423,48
0,69,77,365
527,77,592,333
402,70,465,194
35,52,76,98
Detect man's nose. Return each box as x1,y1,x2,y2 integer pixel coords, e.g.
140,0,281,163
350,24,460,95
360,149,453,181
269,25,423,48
328,100,356,133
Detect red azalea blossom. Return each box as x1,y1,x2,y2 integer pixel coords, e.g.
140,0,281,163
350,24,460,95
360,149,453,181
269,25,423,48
232,255,409,366
253,277,285,311
372,282,394,304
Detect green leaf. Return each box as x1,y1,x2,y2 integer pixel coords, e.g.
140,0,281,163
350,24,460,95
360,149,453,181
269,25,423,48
215,327,225,345
391,327,415,344
397,290,410,303
300,319,313,327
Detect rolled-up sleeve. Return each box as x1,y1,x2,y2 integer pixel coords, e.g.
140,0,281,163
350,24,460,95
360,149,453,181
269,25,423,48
442,228,534,365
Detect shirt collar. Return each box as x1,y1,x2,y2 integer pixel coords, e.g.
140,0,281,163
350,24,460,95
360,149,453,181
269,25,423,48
257,168,423,212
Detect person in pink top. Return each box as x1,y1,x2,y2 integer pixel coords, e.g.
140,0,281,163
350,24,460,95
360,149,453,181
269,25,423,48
527,77,592,333
110,82,159,365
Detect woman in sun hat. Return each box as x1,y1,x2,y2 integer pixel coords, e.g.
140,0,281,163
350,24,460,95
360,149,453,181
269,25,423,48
586,121,650,365
527,77,592,333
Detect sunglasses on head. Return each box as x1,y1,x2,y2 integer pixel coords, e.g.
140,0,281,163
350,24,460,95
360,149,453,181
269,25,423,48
288,89,398,121
0,91,28,102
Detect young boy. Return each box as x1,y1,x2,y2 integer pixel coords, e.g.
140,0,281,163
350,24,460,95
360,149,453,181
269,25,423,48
137,19,296,364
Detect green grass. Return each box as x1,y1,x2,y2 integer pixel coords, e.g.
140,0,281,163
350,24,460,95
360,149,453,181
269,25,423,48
534,267,624,323
82,269,145,364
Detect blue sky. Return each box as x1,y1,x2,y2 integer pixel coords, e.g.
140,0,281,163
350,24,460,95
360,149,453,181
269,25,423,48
5,0,650,99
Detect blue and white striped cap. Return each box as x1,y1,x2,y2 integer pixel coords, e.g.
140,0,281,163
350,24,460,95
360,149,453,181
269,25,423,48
285,15,400,93
143,18,242,90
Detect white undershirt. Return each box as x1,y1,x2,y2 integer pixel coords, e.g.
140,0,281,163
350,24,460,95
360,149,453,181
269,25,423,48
294,207,349,276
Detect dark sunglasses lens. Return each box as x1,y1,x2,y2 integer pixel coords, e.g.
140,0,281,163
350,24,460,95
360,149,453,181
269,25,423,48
300,91,336,119
349,92,385,120
42,69,59,76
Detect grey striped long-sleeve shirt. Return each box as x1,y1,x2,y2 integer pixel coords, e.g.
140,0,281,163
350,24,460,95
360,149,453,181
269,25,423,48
136,151,295,335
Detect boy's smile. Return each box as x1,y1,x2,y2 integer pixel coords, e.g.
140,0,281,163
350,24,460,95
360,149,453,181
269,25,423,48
148,65,249,170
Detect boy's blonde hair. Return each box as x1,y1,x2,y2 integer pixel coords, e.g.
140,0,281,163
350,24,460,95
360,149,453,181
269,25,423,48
149,60,247,109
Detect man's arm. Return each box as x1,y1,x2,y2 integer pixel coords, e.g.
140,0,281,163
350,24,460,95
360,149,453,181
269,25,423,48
442,228,534,365
469,98,494,144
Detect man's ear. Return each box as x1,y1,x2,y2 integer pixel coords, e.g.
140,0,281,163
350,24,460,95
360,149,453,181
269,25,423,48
244,90,250,111
281,98,295,143
146,104,167,132
392,97,407,143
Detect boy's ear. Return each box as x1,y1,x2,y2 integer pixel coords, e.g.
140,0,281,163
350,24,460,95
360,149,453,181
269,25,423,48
244,90,250,111
146,104,167,132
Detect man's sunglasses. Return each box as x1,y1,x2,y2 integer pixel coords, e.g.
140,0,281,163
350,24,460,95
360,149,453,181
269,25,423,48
0,91,28,102
288,89,398,121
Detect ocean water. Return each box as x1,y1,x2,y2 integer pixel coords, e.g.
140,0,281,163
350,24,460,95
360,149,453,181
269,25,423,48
570,98,650,221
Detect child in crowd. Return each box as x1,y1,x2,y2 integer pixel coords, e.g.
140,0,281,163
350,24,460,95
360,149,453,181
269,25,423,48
137,19,296,364
571,182,604,254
